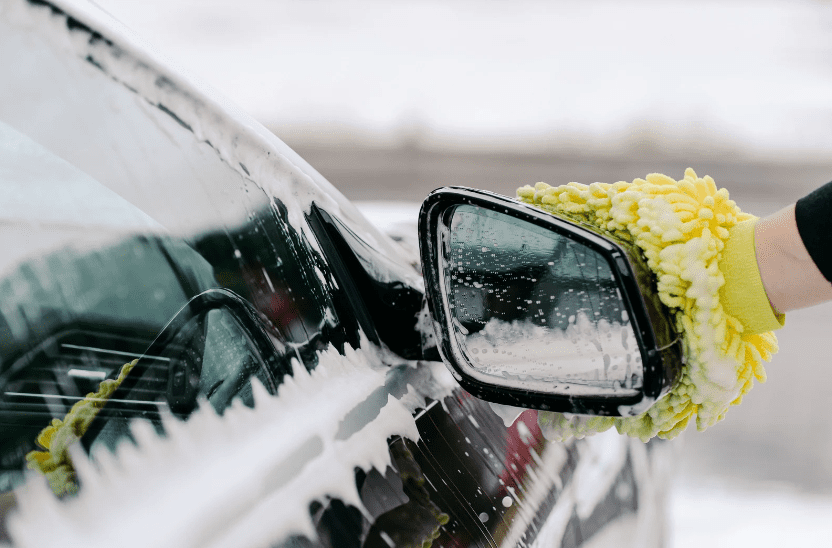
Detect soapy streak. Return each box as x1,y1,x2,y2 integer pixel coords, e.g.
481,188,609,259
529,431,631,548
9,341,439,547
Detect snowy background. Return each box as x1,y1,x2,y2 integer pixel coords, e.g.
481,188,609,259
96,0,832,160
91,0,832,545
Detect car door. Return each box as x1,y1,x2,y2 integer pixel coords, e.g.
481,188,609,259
309,201,671,548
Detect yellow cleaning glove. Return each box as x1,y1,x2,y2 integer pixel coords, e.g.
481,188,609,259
719,219,785,335
518,169,782,442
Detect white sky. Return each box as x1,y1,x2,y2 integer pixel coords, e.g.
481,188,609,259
93,0,832,157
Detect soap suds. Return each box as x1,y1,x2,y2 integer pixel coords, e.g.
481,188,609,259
9,340,429,548
462,314,642,397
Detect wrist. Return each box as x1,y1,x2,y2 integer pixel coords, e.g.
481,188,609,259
755,204,832,313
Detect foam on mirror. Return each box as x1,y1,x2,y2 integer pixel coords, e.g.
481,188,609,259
445,205,643,397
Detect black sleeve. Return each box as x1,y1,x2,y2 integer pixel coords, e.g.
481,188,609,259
795,181,832,282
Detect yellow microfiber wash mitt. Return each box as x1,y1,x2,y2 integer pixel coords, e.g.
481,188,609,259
517,169,783,442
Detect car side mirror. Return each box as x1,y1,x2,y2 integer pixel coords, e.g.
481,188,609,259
418,187,683,416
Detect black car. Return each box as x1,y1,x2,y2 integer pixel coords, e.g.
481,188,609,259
0,1,673,546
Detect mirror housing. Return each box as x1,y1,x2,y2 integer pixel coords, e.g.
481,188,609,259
418,187,683,417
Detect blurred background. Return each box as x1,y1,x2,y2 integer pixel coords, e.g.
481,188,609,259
92,0,832,545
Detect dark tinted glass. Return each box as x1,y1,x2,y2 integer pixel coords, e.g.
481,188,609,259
88,307,272,454
0,119,335,490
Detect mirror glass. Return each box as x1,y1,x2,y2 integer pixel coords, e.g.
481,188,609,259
443,205,643,397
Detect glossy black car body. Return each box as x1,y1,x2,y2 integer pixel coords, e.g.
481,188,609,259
0,1,671,546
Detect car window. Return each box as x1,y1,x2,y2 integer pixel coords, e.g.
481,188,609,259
85,300,276,457
0,235,213,492
192,201,331,350
0,123,339,492
199,309,266,411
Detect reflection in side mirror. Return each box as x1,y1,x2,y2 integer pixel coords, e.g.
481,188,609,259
447,205,643,398
419,188,683,417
